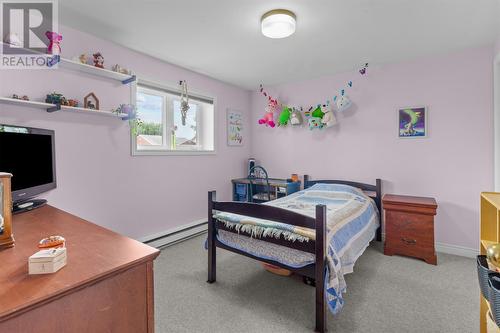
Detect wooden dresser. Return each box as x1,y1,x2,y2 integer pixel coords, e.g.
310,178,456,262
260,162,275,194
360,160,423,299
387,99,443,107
0,205,160,332
383,194,437,265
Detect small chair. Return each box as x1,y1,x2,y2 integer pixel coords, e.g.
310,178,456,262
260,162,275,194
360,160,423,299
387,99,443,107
247,166,272,203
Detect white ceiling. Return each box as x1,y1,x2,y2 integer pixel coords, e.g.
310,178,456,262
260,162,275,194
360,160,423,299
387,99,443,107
59,0,500,90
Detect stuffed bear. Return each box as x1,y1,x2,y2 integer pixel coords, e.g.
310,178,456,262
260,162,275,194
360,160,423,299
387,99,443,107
321,103,337,128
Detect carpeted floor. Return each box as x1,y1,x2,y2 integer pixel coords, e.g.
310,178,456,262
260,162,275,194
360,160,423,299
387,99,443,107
154,234,478,333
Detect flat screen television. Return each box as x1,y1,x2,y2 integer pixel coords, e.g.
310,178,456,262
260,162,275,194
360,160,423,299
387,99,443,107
0,124,56,212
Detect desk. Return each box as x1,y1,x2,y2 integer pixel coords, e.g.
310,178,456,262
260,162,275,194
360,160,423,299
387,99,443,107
0,205,160,333
231,178,301,202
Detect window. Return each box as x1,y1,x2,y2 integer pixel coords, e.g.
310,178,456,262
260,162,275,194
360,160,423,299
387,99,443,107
133,81,215,155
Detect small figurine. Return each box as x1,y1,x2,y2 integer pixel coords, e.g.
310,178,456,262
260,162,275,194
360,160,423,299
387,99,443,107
93,52,104,68
67,99,79,107
84,92,99,110
21,95,29,101
45,92,64,104
79,54,88,64
11,94,19,99
45,31,62,55
112,64,131,75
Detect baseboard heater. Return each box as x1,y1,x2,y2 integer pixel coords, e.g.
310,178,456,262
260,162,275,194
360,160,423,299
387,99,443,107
143,220,208,249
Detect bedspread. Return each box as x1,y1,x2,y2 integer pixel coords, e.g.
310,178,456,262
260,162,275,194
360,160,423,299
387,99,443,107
213,183,379,314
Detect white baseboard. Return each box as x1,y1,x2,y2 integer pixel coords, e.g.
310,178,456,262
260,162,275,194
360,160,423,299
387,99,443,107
381,232,478,258
435,242,478,258
138,219,208,249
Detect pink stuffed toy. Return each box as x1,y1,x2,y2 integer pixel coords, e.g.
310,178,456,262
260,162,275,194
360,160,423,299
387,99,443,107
258,85,278,128
45,31,62,55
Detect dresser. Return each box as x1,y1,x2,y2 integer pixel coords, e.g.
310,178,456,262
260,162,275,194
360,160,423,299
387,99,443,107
0,205,160,332
383,194,437,265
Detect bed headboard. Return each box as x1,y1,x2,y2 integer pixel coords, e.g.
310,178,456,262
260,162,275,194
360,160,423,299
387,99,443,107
303,175,382,241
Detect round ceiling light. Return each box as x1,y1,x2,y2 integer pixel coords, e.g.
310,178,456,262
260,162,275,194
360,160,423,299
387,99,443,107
261,9,296,39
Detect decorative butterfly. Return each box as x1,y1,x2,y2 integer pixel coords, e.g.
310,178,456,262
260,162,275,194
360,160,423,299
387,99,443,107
259,84,268,97
359,63,369,75
333,96,337,102
341,89,345,96
348,81,352,87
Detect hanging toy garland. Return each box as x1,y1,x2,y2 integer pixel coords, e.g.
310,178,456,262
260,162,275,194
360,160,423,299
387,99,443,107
258,63,368,131
179,80,190,126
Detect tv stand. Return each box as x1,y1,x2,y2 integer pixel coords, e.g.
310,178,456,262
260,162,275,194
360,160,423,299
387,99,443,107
13,199,47,214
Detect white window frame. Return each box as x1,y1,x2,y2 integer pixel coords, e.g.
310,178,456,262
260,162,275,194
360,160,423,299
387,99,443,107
131,78,217,156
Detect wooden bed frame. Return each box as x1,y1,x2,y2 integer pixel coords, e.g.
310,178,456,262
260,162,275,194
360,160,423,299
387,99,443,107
207,175,382,332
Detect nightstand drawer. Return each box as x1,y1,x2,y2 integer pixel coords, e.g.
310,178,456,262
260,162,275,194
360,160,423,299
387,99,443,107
385,211,434,235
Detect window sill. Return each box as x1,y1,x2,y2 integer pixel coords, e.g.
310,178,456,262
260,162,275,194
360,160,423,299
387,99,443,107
132,149,216,156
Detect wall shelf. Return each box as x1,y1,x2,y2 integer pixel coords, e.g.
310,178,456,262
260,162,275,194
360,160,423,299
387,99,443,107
1,42,136,84
59,58,136,84
0,97,128,119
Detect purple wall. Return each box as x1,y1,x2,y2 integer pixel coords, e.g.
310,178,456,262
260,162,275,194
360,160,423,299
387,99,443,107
0,26,251,239
250,46,494,250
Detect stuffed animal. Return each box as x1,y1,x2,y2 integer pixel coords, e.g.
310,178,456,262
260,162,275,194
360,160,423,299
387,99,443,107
277,106,292,127
45,31,62,55
335,90,353,112
258,97,278,127
321,103,337,128
79,54,88,64
258,85,279,128
311,105,325,119
308,117,323,130
93,52,104,68
290,107,303,126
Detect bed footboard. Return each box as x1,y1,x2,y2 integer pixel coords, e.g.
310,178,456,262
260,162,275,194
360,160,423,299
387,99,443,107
206,190,327,332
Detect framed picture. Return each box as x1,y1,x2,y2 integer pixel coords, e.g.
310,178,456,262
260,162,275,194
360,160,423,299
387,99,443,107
398,106,427,138
227,109,244,146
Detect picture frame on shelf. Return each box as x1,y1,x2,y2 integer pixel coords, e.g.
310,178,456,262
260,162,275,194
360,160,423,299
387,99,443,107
398,106,427,138
227,109,244,146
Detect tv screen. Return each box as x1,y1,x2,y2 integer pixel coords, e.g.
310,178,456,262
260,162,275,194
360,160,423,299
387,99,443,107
0,125,56,202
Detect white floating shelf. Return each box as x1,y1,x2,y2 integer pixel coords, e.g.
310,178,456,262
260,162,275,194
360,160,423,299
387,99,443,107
0,97,53,109
1,42,135,84
0,97,128,119
59,58,135,84
60,105,128,118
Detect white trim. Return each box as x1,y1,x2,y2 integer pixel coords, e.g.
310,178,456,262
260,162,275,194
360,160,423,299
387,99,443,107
435,242,478,258
131,77,217,156
138,219,207,248
494,53,500,191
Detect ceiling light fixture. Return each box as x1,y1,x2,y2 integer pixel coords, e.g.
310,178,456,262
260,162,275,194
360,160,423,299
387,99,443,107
261,9,296,39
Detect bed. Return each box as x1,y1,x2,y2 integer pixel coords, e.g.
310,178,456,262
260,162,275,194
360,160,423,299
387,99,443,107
207,175,381,333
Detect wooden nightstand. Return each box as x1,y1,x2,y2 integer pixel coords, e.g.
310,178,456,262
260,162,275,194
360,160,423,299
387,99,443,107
383,194,438,265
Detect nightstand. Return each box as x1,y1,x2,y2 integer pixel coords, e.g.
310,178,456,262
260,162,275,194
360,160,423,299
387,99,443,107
383,194,438,265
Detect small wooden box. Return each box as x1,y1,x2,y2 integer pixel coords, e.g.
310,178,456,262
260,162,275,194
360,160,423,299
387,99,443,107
29,247,67,274
383,194,438,265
